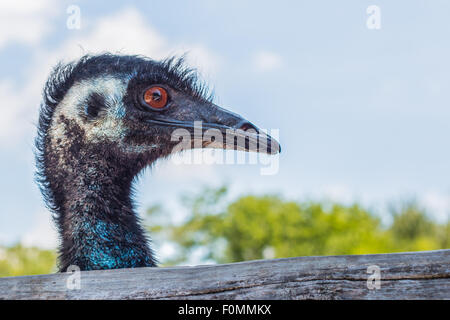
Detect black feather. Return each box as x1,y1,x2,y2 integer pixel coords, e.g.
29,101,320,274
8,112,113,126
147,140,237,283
35,53,212,222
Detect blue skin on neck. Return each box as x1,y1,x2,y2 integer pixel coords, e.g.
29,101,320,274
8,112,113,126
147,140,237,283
73,220,151,270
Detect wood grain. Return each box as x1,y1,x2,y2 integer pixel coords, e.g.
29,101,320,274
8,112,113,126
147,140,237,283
1,250,449,300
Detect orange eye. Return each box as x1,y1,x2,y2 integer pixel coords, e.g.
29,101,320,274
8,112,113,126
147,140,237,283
143,86,168,109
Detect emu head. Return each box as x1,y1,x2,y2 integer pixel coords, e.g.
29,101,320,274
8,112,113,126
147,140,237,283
36,54,281,270
38,54,280,197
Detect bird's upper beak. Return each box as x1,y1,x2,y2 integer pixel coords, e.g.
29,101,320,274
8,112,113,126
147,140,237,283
145,100,281,155
202,103,281,155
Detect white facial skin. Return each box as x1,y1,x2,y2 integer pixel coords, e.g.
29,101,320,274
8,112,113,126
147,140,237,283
49,76,159,163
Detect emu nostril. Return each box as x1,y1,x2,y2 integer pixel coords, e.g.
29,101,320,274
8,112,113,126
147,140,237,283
237,121,259,133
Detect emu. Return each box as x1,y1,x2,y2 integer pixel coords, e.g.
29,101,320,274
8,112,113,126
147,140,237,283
35,54,280,271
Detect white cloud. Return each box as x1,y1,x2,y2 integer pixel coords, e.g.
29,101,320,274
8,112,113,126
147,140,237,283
0,81,30,143
422,191,450,223
21,210,58,249
40,7,219,77
0,0,59,48
170,44,222,77
321,184,355,203
253,51,283,72
300,183,358,205
0,232,11,245
158,242,176,261
0,7,221,146
152,150,221,183
0,1,62,144
57,8,167,60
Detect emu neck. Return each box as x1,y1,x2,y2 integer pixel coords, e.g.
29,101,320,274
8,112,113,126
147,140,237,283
46,137,155,271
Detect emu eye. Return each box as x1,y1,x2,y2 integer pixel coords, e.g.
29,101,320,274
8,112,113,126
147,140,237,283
143,86,169,110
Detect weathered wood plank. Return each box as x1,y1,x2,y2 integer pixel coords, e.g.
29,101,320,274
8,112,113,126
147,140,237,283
0,250,449,300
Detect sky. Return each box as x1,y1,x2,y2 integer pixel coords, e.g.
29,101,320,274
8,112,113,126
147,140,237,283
0,0,449,253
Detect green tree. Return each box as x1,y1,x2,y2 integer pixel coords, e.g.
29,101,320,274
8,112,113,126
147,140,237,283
147,186,449,266
0,244,57,277
388,202,449,251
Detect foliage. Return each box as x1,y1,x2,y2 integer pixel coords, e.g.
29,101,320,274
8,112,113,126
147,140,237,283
0,244,57,277
388,201,449,251
147,186,449,266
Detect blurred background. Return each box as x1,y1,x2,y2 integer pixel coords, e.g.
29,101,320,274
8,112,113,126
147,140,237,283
0,0,449,276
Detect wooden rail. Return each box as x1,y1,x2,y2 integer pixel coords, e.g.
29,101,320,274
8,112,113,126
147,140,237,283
0,250,449,299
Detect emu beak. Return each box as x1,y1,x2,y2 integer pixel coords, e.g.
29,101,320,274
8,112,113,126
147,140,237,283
145,102,281,155
206,103,281,155
208,113,281,155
